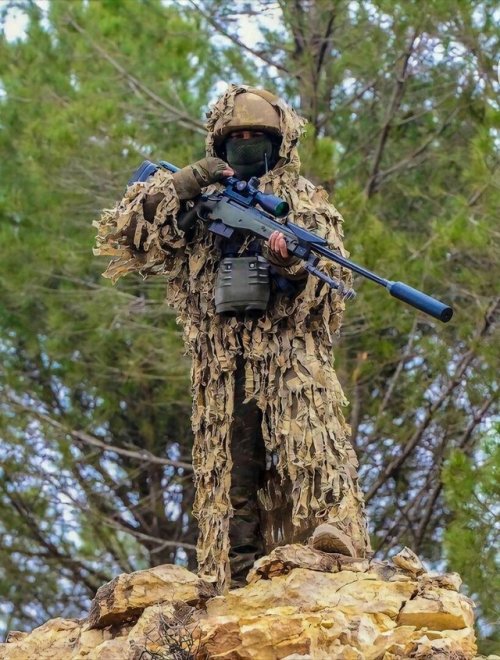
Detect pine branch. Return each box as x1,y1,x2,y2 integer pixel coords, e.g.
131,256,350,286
412,394,497,548
65,15,206,135
366,297,499,502
5,393,192,471
364,31,419,198
2,484,109,592
186,0,292,75
376,108,459,184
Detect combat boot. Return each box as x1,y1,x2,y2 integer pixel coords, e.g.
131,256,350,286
309,524,357,556
229,515,263,589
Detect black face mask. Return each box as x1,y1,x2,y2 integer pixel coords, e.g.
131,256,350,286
224,135,280,179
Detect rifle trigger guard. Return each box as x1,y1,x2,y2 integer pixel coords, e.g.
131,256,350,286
196,199,217,220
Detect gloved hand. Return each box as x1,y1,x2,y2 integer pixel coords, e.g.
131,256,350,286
264,230,306,280
172,157,234,200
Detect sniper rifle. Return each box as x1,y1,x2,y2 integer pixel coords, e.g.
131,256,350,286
130,160,453,323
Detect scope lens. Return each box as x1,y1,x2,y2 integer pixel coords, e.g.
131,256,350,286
275,201,289,217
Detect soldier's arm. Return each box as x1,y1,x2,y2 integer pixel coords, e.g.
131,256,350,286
121,157,234,245
261,237,308,281
93,158,232,281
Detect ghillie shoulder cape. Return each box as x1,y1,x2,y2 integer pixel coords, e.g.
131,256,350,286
94,85,371,590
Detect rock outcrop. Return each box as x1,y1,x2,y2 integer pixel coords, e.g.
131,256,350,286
0,545,491,659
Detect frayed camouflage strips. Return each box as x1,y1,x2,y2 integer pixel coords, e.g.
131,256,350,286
94,84,371,591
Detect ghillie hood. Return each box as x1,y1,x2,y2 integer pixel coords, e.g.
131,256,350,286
205,84,307,175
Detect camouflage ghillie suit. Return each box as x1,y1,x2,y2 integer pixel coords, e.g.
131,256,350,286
94,85,371,590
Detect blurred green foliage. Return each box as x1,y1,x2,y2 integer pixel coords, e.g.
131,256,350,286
0,0,498,650
443,437,499,654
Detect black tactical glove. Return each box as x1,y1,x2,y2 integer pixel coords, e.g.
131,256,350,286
172,157,232,200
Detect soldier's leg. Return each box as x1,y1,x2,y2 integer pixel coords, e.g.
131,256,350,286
309,442,372,557
229,358,266,587
259,382,372,559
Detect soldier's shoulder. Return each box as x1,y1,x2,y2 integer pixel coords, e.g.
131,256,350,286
295,174,342,216
296,174,330,201
296,174,317,191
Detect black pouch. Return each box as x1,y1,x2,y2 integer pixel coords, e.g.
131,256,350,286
215,256,270,315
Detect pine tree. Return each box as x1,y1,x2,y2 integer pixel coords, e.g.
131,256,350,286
0,0,498,651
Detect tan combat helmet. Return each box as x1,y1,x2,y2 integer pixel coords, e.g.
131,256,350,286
212,88,282,150
206,84,306,167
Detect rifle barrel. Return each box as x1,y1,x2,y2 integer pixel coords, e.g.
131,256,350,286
313,244,453,322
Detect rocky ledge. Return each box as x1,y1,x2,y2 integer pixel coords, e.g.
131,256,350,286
0,545,493,659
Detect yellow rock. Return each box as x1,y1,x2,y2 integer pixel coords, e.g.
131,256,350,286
419,628,477,656
0,618,81,660
366,625,417,660
371,612,398,632
127,602,202,659
3,634,27,644
420,571,463,591
0,549,478,660
197,614,242,658
85,638,129,659
87,564,213,629
208,569,416,620
409,631,477,658
392,547,426,576
398,588,475,630
72,626,108,658
332,645,364,659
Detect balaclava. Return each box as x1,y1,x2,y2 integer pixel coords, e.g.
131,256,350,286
223,133,281,179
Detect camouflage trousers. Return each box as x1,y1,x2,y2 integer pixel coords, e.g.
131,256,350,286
229,357,266,587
